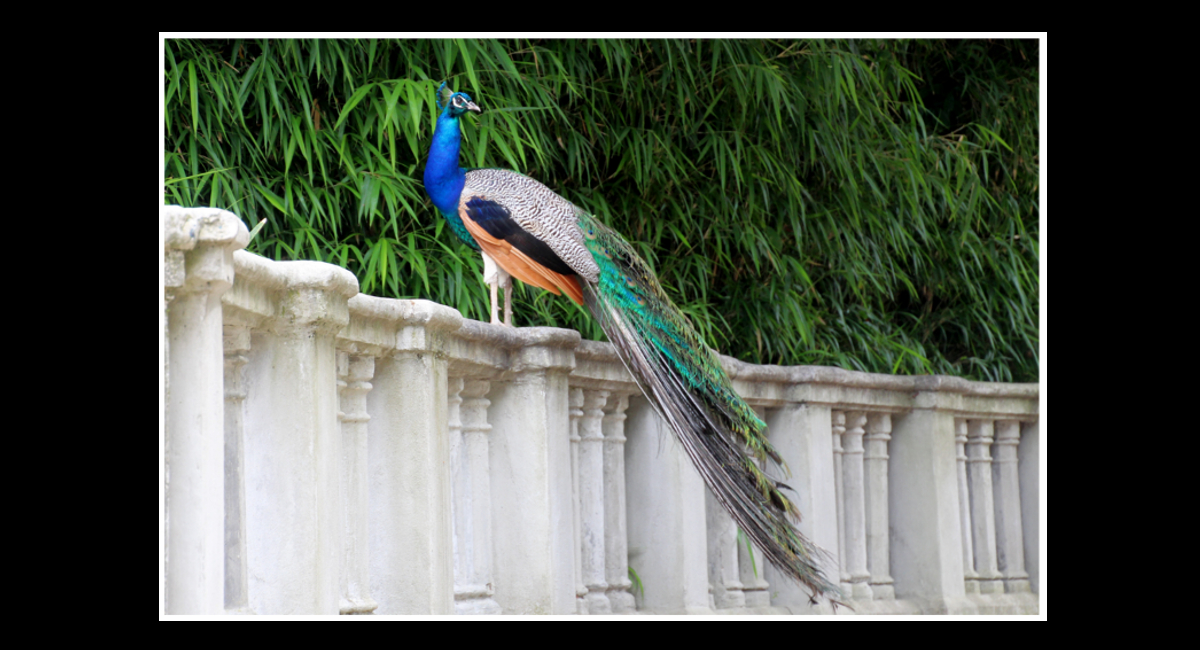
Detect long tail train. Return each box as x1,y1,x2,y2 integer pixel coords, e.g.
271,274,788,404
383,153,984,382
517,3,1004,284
577,212,846,607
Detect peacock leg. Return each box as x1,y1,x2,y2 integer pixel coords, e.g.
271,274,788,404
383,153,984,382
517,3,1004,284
489,280,500,324
482,252,503,325
502,277,513,327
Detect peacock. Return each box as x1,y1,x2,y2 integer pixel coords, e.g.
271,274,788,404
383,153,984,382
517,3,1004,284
423,83,844,607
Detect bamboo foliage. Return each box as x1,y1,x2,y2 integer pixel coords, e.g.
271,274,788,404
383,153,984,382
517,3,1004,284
164,38,1039,382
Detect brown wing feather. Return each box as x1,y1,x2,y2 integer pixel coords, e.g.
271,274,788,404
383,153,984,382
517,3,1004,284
461,210,584,305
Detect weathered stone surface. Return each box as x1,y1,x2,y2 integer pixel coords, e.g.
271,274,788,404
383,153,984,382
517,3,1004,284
164,206,1040,616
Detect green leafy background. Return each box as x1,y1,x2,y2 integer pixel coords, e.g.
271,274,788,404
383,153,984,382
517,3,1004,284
164,38,1039,382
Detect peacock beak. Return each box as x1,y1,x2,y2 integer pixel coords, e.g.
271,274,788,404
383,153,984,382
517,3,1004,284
466,100,482,114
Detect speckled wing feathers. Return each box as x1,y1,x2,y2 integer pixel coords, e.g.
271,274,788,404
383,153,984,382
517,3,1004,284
461,169,600,282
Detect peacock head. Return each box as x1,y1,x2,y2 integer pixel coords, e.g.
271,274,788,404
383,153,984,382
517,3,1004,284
437,81,482,119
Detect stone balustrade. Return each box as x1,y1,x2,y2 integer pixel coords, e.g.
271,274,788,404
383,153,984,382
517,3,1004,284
163,206,1040,615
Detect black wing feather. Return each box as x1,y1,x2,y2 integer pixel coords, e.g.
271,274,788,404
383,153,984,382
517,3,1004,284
463,197,575,276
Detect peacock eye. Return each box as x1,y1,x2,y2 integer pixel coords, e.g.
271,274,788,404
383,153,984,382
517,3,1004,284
452,97,463,107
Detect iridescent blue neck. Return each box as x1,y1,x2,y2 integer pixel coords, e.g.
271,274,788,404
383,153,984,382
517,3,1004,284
425,111,467,215
425,110,479,249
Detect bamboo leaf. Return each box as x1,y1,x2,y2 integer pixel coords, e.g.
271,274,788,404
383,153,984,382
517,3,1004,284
164,38,1040,382
335,82,377,131
188,60,199,134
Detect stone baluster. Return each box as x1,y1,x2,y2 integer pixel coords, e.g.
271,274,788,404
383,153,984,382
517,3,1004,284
841,411,872,599
1019,421,1040,595
864,413,895,600
452,379,502,614
164,206,248,614
222,325,251,613
706,486,744,609
603,394,636,613
966,419,1003,594
462,379,502,613
579,389,612,614
992,420,1031,593
832,411,850,592
448,377,467,606
568,388,588,614
738,407,770,608
955,419,978,592
338,353,377,614
737,498,770,607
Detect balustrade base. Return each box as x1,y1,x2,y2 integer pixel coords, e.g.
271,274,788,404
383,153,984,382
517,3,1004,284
960,592,1039,614
712,605,793,615
585,591,612,614
1003,578,1032,594
901,593,1039,615
607,589,636,613
455,597,502,615
869,583,895,600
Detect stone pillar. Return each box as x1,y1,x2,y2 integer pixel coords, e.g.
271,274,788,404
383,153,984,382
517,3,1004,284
763,402,840,611
992,420,1030,593
602,394,636,613
568,388,588,614
954,419,979,593
966,419,1003,594
733,407,769,608
1018,420,1040,595
887,387,965,611
241,260,358,614
624,395,712,614
164,206,248,614
448,377,467,608
706,487,745,609
579,389,612,614
832,411,850,592
841,411,872,599
486,329,579,614
366,300,463,614
452,379,502,614
737,506,771,608
338,353,377,614
223,325,251,613
864,413,895,600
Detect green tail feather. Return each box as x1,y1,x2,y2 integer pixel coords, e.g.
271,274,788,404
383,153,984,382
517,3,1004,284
578,211,845,607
